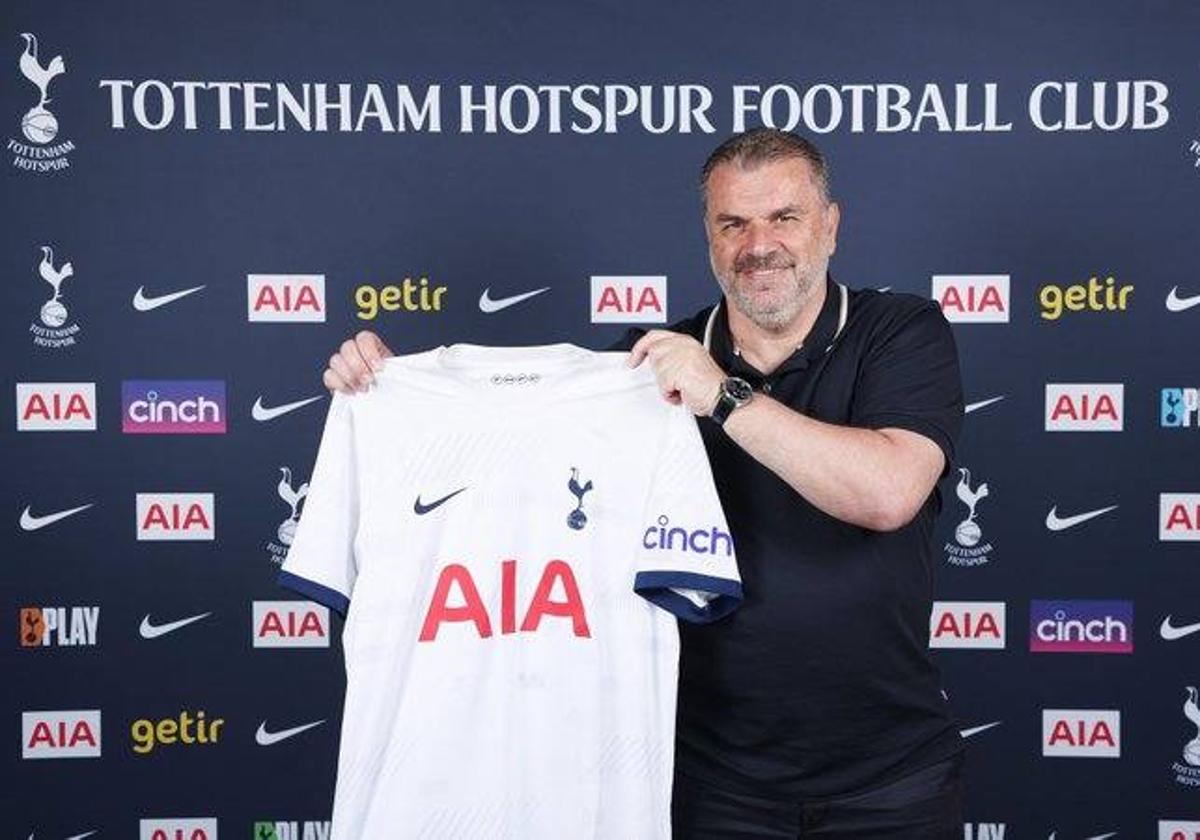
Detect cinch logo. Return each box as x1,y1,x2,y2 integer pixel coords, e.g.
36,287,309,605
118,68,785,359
22,709,101,758
1160,820,1200,840
20,605,99,647
247,274,325,322
355,277,446,319
1041,709,1120,757
929,601,1005,649
642,515,734,556
139,818,218,840
1045,383,1124,431
932,275,1009,323
131,710,224,755
1029,600,1133,654
1038,276,1133,320
253,601,329,648
1161,493,1200,541
16,382,96,431
122,380,226,434
254,820,332,840
136,493,215,541
590,275,667,323
964,825,1007,840
1162,388,1200,428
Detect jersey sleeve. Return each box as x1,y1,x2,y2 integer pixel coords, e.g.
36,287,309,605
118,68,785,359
632,405,742,623
277,392,359,616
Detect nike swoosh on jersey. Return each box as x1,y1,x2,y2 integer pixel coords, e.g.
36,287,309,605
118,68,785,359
1166,286,1200,312
478,286,550,313
414,487,468,515
19,503,94,531
965,396,1005,414
132,284,206,311
1160,615,1200,640
140,612,212,639
1045,504,1118,531
256,719,325,746
959,721,1002,739
252,395,325,422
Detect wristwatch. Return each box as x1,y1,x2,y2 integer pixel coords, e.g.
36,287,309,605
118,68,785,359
710,376,754,426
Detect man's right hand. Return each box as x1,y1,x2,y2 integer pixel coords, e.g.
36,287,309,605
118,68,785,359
323,331,394,394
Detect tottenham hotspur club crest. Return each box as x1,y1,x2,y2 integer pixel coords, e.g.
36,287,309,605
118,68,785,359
566,468,593,530
11,33,75,172
266,466,309,564
945,467,994,567
30,245,81,348
1174,685,1200,787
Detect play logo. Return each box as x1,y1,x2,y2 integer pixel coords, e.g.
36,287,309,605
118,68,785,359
1029,600,1133,654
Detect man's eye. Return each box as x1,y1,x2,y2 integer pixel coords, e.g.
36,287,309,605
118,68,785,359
777,214,797,222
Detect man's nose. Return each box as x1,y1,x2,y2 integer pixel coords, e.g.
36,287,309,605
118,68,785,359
742,221,778,255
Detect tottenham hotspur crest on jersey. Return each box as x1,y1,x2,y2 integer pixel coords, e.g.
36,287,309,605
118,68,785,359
567,468,593,530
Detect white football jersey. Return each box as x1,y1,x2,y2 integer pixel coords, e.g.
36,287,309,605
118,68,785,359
279,343,741,840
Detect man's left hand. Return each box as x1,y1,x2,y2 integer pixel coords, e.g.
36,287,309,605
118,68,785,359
627,330,726,416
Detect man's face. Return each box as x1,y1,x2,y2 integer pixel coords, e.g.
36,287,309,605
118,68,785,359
703,157,840,329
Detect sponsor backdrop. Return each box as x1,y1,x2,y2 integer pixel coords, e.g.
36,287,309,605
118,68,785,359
3,0,1199,837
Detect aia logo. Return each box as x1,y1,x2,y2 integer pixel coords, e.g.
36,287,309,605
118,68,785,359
136,493,215,541
590,275,667,323
139,819,218,840
1044,383,1123,431
15,382,96,431
1041,709,1120,757
932,275,1009,323
928,601,1005,649
22,709,101,758
247,274,325,322
1159,821,1200,840
253,601,330,648
1160,493,1200,542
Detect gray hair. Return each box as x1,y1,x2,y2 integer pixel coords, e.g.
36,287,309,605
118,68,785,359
700,128,832,207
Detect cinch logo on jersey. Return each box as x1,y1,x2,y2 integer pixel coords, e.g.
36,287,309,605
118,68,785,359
929,601,1005,649
355,276,446,319
964,825,1007,840
22,709,101,758
1162,388,1200,428
1160,820,1200,839
590,275,667,323
248,274,325,322
642,515,734,556
1161,493,1200,541
1038,276,1133,320
136,493,215,541
20,606,99,647
253,601,329,648
131,710,224,754
10,33,75,172
122,380,227,434
1045,383,1124,431
139,817,217,839
29,245,82,347
1041,709,1120,757
16,382,96,431
932,275,1009,323
254,820,332,840
1029,600,1133,654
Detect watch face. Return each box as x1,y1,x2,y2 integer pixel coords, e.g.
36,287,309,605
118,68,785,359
727,377,754,402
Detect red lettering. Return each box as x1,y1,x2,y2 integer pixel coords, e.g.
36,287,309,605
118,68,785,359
419,563,492,641
1167,504,1197,531
520,559,590,638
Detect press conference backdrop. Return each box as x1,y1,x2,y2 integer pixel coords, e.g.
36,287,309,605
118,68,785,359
4,0,1200,836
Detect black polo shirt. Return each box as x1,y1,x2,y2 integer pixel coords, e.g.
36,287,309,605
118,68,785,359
612,274,965,800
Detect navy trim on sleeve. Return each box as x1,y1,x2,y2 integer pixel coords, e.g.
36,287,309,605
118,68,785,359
277,569,350,617
633,570,743,624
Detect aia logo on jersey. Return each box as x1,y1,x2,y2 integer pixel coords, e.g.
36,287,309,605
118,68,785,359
932,275,1010,323
253,601,329,648
15,382,96,431
22,709,101,758
1044,383,1124,431
1041,709,1120,757
928,601,1005,649
20,605,99,647
247,274,326,322
1160,493,1200,541
136,493,215,541
590,275,667,323
139,819,218,840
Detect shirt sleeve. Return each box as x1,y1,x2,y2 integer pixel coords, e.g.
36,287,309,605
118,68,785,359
277,392,359,616
632,404,742,623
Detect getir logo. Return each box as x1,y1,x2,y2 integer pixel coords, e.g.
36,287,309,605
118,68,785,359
22,709,101,758
590,275,667,323
131,709,224,754
139,818,217,840
122,380,226,434
1029,600,1133,653
1038,276,1133,320
248,274,325,322
932,275,1009,323
1159,821,1200,840
1041,709,1120,757
136,493,215,541
20,605,99,647
1160,493,1200,541
355,276,446,319
16,382,96,431
1045,383,1123,431
254,820,332,840
929,601,1006,649
253,601,330,648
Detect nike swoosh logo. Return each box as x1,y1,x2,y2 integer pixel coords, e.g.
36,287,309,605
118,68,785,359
19,503,93,531
252,395,324,422
133,284,206,312
965,396,1005,414
1049,834,1117,840
1045,504,1118,532
1166,286,1200,312
959,721,1002,739
256,719,325,746
140,612,212,639
478,286,550,313
66,833,98,840
1160,615,1200,641
414,487,468,515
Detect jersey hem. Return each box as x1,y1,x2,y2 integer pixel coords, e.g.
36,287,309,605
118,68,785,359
634,571,742,624
277,569,350,617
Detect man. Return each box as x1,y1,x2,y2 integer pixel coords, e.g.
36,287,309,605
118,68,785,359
323,128,965,838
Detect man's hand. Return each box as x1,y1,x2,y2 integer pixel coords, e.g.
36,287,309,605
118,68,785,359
323,331,394,394
627,330,726,416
